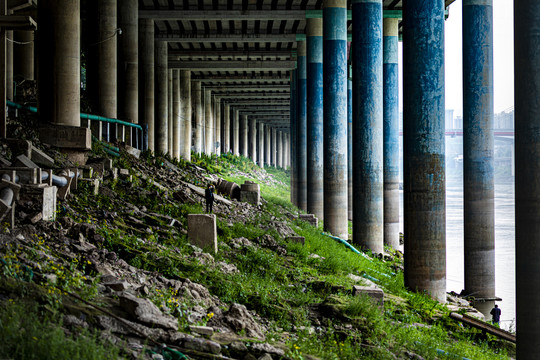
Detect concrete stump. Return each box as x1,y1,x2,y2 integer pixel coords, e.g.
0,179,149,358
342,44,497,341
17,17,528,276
287,236,305,246
188,214,217,254
353,285,384,309
240,181,260,205
299,214,318,228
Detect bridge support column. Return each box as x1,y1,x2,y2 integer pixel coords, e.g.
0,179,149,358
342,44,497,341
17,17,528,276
515,1,540,357
173,69,181,159
463,0,495,317
98,0,117,141
249,118,257,162
352,0,383,253
403,0,446,302
215,97,221,155
139,19,154,151
192,81,203,154
258,122,264,167
323,0,348,239
204,89,213,154
297,40,307,210
347,76,353,221
233,109,240,156
118,0,138,145
180,70,191,161
6,29,12,101
277,130,283,168
168,70,173,153
290,69,297,205
223,104,230,154
272,127,277,167
240,114,248,157
13,31,34,81
307,18,324,220
265,123,271,166
155,41,168,154
383,18,400,249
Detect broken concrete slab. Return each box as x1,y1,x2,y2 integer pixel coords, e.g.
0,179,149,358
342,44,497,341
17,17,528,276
286,236,305,246
118,291,178,331
353,285,384,309
188,214,218,254
299,214,318,228
125,145,141,159
189,325,214,336
12,154,39,168
0,155,11,168
30,146,55,168
240,181,260,205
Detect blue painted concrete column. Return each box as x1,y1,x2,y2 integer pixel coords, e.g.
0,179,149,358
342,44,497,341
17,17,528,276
307,18,324,220
352,0,383,253
290,69,298,204
462,0,495,318
347,75,352,221
383,18,400,249
323,0,348,239
515,1,540,356
403,0,446,302
297,40,308,211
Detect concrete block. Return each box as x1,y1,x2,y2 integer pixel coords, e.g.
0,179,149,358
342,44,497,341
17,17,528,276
103,158,113,170
352,285,384,309
30,146,55,168
125,145,141,159
240,181,260,205
12,154,39,168
287,236,305,245
42,186,58,221
40,124,91,150
80,178,100,195
119,169,129,177
0,155,11,168
299,214,318,227
188,214,217,254
5,139,31,157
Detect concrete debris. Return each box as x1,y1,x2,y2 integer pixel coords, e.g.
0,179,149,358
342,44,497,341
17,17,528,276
223,303,266,340
119,292,179,331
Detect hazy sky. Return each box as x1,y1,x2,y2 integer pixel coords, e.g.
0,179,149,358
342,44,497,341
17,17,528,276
398,0,514,117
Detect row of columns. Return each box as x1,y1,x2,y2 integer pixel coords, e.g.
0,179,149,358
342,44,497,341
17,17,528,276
289,0,496,313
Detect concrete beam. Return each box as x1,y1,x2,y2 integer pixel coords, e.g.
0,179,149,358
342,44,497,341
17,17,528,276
233,106,290,111
238,111,289,115
226,101,290,106
203,85,290,91
169,60,296,71
218,94,289,99
169,50,295,58
194,76,289,82
156,33,301,43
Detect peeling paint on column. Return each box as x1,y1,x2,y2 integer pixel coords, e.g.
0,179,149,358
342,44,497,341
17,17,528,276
323,0,348,239
462,0,495,317
403,0,446,303
352,0,384,254
383,18,400,249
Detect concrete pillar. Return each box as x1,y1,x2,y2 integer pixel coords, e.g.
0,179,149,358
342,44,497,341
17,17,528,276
240,114,248,157
204,89,213,154
192,81,203,154
323,0,348,239
249,118,257,162
277,130,283,168
271,127,277,166
463,0,495,317
180,70,191,161
348,77,353,221
173,69,181,159
258,122,264,166
290,69,297,204
37,0,80,127
265,124,271,166
97,0,117,140
352,0,384,253
297,40,308,211
215,97,221,155
515,1,540,356
233,109,240,156
118,0,138,145
138,19,154,151
383,18,400,249
13,31,34,81
6,30,12,101
307,18,324,220
154,41,168,154
403,0,446,302
223,104,230,153
285,133,290,168
168,69,173,154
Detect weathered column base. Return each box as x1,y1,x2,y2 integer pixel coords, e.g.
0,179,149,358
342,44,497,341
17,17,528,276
40,124,91,164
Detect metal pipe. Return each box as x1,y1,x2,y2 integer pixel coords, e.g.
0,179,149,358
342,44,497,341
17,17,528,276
0,187,14,206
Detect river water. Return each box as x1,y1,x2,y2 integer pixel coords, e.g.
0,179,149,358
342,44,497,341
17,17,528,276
399,178,516,330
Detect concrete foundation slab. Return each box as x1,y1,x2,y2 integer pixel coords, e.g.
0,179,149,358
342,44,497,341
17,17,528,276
353,285,384,309
40,124,91,150
188,214,217,254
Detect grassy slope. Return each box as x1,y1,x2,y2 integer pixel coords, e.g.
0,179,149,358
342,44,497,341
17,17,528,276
0,150,514,360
